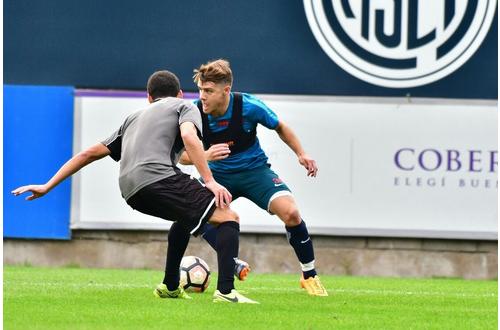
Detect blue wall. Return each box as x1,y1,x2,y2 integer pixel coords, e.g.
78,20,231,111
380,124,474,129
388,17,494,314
4,85,74,239
4,0,497,99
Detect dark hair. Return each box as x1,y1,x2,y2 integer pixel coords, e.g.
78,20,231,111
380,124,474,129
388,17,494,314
147,70,181,99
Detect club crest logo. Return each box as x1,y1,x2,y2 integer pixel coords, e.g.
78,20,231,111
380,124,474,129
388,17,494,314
303,0,496,88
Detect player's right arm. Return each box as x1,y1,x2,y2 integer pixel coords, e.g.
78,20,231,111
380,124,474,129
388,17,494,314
180,122,232,207
11,143,111,201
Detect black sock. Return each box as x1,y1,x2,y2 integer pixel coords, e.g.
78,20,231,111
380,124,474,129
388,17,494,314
286,220,317,279
200,222,218,250
216,221,239,294
163,222,191,291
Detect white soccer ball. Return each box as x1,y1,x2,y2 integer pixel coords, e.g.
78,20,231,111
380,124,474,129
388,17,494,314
179,256,211,293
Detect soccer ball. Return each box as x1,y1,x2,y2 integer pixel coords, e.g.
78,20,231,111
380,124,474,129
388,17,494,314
179,256,211,293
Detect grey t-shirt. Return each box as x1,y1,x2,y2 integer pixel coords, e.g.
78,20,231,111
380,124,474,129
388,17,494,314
101,97,202,200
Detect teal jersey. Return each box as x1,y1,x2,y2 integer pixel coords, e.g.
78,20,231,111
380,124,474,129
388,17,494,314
196,93,279,173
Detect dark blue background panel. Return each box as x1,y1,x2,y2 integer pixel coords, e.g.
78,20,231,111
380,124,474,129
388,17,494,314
4,85,74,239
3,0,497,99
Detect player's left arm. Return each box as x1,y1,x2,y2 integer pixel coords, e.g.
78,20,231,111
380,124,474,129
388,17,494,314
11,143,111,200
275,120,318,177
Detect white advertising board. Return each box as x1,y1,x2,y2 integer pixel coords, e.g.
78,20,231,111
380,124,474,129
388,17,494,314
71,93,497,239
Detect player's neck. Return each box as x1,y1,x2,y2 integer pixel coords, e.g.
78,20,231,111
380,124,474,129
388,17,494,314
212,94,231,117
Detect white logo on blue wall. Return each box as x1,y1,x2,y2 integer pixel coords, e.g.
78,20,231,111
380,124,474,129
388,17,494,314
304,0,496,88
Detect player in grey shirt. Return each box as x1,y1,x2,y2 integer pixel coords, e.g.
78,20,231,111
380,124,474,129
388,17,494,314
102,96,204,201
12,70,258,304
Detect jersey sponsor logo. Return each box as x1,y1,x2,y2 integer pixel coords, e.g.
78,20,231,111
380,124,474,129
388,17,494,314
210,141,235,147
303,0,496,88
217,120,230,127
272,178,284,187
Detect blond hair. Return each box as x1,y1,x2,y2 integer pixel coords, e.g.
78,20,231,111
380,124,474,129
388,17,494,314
193,59,233,86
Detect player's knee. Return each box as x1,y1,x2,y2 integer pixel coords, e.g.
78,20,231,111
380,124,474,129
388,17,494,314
209,207,239,225
281,207,301,227
230,210,240,223
219,208,240,223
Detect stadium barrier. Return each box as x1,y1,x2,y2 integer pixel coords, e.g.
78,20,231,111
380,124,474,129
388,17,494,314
71,90,497,240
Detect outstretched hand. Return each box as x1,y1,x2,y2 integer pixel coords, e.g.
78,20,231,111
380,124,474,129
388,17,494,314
204,179,232,208
298,154,318,177
11,185,49,201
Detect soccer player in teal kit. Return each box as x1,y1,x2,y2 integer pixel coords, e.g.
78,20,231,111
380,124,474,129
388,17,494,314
180,59,327,296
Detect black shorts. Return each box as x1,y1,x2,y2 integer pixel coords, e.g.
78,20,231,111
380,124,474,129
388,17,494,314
126,173,216,236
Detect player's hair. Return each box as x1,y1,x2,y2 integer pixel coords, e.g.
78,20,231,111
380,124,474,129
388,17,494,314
147,70,181,99
193,59,233,86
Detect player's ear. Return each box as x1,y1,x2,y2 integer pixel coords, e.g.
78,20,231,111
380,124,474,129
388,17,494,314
147,94,154,103
223,85,231,95
177,90,184,99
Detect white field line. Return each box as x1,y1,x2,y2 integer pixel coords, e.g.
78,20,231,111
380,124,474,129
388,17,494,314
4,281,151,289
4,281,497,298
249,287,497,298
331,288,497,298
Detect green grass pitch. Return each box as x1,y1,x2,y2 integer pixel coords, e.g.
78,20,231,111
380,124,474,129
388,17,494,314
3,266,497,329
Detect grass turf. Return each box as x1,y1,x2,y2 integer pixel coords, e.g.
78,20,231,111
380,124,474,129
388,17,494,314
3,265,497,329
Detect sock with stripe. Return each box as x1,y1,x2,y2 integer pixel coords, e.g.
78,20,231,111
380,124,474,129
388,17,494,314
285,219,317,279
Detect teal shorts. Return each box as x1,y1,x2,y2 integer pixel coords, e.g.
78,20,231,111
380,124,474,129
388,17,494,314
212,165,292,212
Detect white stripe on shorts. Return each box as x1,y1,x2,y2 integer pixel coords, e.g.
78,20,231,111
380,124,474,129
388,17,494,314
190,197,216,235
192,175,206,187
267,190,293,214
